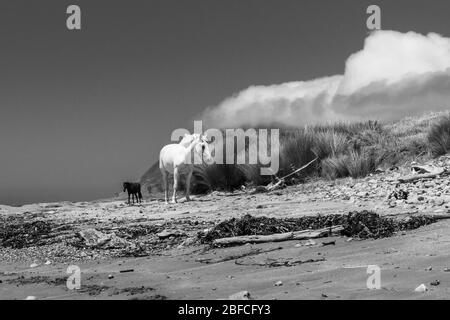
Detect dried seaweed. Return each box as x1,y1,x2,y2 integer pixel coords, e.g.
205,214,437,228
0,216,63,249
200,211,436,243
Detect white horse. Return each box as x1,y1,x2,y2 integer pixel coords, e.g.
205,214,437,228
159,134,214,204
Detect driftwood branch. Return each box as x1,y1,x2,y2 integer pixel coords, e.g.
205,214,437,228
412,165,439,174
235,257,326,267
398,169,445,183
196,247,282,264
265,157,319,192
279,157,319,181
212,225,344,246
430,214,450,220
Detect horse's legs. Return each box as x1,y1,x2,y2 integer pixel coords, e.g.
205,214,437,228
160,168,169,204
132,193,136,205
172,167,179,204
127,192,131,205
185,169,193,202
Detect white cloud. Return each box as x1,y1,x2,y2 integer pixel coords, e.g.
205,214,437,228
202,30,450,128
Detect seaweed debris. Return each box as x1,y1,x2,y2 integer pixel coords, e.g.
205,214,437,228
200,211,436,243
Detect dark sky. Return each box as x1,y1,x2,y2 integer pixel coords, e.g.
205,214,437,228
0,0,449,205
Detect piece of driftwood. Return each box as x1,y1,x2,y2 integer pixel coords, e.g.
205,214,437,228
262,157,319,192
277,157,319,182
196,247,282,264
212,225,343,246
430,214,450,220
235,257,326,268
265,179,285,192
412,165,438,174
398,169,445,183
119,269,134,273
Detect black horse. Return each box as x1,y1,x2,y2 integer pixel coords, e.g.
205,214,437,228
123,182,143,204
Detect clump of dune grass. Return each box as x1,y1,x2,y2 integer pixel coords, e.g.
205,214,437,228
279,129,317,177
321,155,350,180
346,149,378,178
427,114,450,157
311,130,349,159
321,148,378,180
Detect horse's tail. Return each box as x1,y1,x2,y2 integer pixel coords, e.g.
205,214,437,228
138,190,143,200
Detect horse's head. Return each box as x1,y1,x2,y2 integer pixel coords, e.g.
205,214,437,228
179,133,199,147
194,134,215,165
123,182,129,192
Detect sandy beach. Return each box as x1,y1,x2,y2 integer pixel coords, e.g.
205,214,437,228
2,165,450,300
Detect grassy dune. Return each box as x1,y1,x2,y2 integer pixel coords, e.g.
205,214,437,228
141,112,450,195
